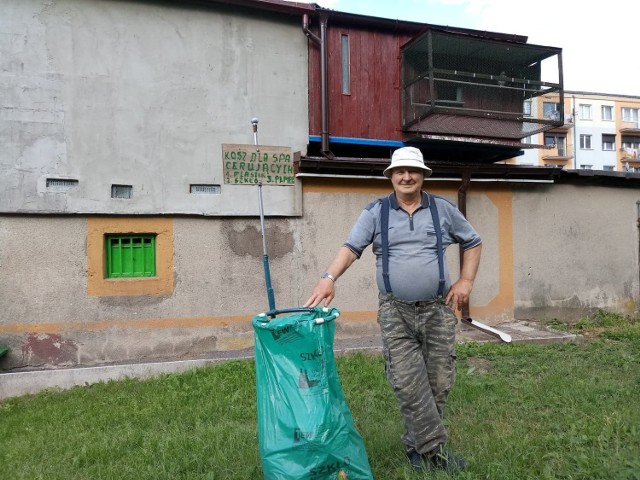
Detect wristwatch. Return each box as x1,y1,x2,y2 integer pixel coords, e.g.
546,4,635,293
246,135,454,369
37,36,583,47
321,272,336,283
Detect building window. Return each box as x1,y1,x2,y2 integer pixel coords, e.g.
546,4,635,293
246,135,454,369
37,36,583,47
603,165,615,171
545,134,566,155
580,164,593,170
106,235,156,278
622,136,640,159
601,105,614,121
579,134,592,149
190,184,221,194
111,184,133,199
46,178,79,191
602,134,616,151
622,107,639,122
341,34,350,95
543,102,560,120
523,100,532,116
622,137,640,150
87,218,173,297
579,104,592,120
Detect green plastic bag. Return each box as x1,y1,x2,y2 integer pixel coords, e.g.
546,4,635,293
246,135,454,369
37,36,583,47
252,307,373,480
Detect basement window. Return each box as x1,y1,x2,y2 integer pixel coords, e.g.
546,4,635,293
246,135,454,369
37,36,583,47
190,184,221,194
46,178,79,191
105,235,156,278
111,184,133,199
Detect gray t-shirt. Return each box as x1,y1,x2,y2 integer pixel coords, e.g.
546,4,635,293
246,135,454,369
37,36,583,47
344,192,482,301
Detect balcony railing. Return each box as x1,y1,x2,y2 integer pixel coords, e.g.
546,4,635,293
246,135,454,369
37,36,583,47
542,144,573,160
621,147,639,160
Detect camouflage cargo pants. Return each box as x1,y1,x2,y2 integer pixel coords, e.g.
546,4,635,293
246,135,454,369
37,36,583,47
377,293,458,455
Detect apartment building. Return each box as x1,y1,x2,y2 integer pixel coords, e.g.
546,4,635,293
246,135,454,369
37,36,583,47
513,92,640,171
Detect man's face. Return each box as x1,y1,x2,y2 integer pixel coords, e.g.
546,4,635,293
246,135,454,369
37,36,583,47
390,167,424,196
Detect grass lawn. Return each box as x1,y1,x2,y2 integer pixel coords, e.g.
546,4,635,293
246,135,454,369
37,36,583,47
1,311,639,479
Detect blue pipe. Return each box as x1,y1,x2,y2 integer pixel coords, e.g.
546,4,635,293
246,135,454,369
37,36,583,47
308,135,404,147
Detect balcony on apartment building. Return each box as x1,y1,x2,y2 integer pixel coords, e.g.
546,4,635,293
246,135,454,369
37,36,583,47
620,147,640,162
401,29,563,157
542,142,573,162
622,151,640,172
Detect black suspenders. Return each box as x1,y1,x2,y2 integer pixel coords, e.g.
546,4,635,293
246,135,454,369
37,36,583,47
380,196,392,294
380,194,446,298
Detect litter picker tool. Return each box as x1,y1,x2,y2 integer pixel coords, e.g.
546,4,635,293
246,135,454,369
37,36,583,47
250,119,374,479
251,117,313,318
461,316,512,343
253,118,276,313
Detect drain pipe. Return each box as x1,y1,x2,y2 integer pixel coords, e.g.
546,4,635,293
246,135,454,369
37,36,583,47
637,200,640,310
302,13,333,158
572,95,577,169
458,169,472,319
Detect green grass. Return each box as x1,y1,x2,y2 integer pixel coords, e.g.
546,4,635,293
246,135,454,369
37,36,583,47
2,315,640,480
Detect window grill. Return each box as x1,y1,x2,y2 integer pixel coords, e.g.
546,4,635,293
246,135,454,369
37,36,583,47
46,178,79,190
190,184,221,194
105,235,156,278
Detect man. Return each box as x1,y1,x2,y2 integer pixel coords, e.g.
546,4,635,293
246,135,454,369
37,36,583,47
304,146,482,473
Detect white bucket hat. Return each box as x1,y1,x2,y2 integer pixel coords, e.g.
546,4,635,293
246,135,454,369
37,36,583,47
383,147,432,178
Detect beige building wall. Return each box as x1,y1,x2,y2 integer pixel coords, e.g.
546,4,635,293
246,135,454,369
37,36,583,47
512,183,639,318
2,179,638,371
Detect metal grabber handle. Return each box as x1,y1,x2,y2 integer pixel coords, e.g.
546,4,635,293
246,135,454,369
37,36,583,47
253,117,276,312
257,181,276,312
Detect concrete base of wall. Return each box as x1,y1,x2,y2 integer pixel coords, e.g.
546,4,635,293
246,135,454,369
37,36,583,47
0,351,252,401
0,336,384,401
0,321,575,401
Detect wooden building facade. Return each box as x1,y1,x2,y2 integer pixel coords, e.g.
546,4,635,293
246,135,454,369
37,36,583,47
303,8,564,172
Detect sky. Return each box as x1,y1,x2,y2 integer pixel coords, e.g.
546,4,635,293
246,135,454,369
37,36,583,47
298,0,640,97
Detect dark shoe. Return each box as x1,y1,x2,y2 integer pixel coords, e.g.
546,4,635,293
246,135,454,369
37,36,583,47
428,447,468,474
406,448,428,472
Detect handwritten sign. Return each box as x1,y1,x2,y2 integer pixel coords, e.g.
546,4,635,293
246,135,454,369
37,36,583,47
222,144,294,186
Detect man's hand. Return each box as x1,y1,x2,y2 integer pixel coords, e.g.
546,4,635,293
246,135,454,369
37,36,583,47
304,278,336,308
445,278,473,311
446,244,481,311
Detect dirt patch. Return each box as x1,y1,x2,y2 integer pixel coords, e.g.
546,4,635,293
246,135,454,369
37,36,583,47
465,357,493,374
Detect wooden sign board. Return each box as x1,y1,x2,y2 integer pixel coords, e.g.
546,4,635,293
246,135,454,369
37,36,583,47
222,144,294,186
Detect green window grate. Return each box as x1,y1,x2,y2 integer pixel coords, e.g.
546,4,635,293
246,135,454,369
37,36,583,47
106,235,156,278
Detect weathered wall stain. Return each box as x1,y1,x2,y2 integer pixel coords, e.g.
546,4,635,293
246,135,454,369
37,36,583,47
21,333,77,365
224,222,294,258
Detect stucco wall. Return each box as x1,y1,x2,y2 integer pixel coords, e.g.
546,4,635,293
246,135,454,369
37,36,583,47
2,180,638,371
512,183,639,319
2,1,639,372
0,0,306,215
